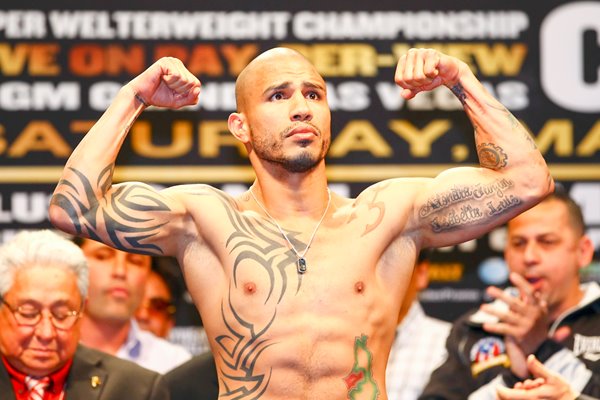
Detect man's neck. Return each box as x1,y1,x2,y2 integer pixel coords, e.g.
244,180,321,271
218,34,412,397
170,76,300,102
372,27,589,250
550,286,586,322
79,315,132,355
250,163,330,216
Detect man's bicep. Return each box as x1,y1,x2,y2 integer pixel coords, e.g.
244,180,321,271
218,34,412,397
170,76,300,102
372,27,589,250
414,166,526,248
50,178,186,256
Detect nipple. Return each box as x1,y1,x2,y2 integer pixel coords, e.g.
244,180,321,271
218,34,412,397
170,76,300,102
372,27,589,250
354,281,365,294
244,282,257,295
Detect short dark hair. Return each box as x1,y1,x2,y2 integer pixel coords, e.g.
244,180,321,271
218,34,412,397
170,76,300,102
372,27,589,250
151,257,184,300
543,183,585,236
71,235,85,247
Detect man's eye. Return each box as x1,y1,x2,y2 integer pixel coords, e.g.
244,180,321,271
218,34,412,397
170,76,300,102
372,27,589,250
128,256,148,267
52,313,69,321
307,92,319,100
51,307,72,320
18,309,39,319
270,92,284,101
91,250,112,260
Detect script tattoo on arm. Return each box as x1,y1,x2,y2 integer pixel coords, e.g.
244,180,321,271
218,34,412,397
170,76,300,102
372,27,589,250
453,82,536,152
451,83,467,105
50,164,170,255
419,179,522,233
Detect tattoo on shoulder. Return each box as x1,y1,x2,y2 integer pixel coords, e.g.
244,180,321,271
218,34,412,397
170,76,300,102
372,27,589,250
343,334,379,399
347,183,388,236
477,143,508,170
419,179,522,232
52,164,170,255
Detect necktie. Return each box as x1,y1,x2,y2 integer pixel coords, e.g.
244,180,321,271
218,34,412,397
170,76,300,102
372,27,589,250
25,376,51,400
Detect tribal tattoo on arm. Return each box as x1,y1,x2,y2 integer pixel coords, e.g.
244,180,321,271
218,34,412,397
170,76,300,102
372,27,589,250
50,163,171,255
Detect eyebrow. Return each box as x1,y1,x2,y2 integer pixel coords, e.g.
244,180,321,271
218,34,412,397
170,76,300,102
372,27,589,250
262,81,326,96
14,298,75,308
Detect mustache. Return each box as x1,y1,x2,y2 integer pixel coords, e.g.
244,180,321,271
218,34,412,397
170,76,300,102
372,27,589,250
281,121,321,137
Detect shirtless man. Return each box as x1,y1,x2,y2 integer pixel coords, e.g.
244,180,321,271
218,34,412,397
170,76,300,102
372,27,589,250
48,47,553,399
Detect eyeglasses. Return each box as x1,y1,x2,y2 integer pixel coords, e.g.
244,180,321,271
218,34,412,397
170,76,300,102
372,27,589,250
142,297,176,316
0,296,82,330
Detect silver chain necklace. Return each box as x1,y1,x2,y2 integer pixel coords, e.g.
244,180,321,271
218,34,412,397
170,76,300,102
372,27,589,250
249,186,331,274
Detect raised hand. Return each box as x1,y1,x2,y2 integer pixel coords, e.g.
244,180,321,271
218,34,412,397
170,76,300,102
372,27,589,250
394,48,465,100
480,272,550,377
127,57,201,109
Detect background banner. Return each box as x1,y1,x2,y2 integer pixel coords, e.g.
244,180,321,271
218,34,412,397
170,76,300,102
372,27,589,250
1,1,598,342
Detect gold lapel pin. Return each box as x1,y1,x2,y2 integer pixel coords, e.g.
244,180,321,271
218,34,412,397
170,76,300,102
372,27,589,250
91,376,101,388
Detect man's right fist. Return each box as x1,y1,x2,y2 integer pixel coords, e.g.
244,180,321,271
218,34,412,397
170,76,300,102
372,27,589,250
127,57,201,109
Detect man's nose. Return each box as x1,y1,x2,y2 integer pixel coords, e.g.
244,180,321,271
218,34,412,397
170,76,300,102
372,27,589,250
111,255,128,276
290,93,312,122
523,242,540,264
34,312,57,340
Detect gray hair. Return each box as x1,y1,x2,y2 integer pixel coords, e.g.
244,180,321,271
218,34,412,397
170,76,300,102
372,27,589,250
0,230,88,298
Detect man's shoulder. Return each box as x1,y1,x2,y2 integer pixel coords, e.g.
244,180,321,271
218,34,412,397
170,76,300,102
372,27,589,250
164,183,224,197
164,352,219,399
448,306,485,330
70,346,169,399
359,177,429,200
165,351,215,378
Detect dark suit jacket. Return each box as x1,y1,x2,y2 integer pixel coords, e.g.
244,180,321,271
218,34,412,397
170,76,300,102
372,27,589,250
164,351,218,400
0,345,169,400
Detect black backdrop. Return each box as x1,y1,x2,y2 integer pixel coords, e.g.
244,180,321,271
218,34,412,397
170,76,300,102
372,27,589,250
1,1,598,345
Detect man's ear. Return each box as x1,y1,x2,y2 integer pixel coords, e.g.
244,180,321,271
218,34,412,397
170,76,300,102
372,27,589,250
228,112,250,143
576,234,595,270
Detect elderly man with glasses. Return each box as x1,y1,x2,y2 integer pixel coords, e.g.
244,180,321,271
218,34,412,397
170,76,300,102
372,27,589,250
0,230,169,400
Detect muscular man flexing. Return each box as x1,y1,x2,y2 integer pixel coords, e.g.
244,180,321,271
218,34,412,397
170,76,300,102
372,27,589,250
49,47,553,399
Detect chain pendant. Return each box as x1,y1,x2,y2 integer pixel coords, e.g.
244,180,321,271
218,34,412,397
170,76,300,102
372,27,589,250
297,258,307,274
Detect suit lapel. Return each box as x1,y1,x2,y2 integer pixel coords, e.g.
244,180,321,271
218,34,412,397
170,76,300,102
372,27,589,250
0,362,17,399
65,346,108,400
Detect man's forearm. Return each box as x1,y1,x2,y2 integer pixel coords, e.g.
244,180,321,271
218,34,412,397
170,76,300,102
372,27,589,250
49,85,145,235
452,66,552,194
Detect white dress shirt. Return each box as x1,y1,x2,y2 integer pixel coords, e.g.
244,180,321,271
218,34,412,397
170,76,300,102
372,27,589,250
117,319,192,374
386,302,451,400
